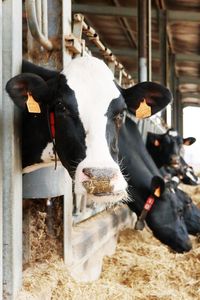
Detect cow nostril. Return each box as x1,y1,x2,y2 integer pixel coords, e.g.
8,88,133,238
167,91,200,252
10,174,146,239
82,168,93,178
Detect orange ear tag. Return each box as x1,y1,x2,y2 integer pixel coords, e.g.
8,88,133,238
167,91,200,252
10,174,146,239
26,92,41,113
154,139,160,147
136,99,151,119
154,187,161,197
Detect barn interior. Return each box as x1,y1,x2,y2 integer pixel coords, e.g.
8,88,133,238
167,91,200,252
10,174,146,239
1,0,200,299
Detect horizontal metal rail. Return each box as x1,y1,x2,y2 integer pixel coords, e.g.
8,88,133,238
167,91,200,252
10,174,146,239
25,0,53,50
71,14,134,84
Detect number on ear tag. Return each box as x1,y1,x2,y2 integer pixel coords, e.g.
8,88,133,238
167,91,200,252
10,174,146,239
136,99,151,119
26,92,41,113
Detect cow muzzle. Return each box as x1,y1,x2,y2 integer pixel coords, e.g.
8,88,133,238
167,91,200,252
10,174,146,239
169,155,180,168
82,167,116,195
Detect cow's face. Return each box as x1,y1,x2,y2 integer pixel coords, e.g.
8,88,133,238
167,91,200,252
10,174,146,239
148,188,192,253
146,130,197,184
177,189,200,235
6,56,172,203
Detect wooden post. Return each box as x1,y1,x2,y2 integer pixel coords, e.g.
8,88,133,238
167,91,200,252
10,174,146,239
2,0,22,299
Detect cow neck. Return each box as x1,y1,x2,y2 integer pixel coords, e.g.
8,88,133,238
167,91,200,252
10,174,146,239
47,107,57,169
135,195,156,230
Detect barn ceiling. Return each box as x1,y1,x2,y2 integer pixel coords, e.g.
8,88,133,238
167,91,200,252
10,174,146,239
72,0,200,107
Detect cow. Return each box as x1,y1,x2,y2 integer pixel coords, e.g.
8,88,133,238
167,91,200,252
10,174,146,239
146,129,199,185
119,116,194,253
5,56,171,205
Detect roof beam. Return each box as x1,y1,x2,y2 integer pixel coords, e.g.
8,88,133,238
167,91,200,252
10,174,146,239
72,4,137,18
72,4,200,22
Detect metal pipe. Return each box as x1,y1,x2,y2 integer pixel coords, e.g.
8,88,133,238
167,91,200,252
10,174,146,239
25,0,53,50
147,0,152,81
35,0,42,31
138,0,147,82
42,0,48,38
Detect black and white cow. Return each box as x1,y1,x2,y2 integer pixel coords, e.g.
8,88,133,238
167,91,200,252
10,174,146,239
6,56,171,204
146,129,199,185
119,117,195,253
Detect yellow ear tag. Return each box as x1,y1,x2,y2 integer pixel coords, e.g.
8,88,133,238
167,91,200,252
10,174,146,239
26,92,41,113
154,187,161,197
136,99,151,119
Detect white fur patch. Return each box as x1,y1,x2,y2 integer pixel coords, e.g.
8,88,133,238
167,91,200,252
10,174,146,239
168,130,178,137
41,142,57,162
64,56,127,201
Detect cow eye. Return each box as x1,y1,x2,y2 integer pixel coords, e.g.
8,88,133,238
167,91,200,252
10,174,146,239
114,112,124,128
177,208,183,218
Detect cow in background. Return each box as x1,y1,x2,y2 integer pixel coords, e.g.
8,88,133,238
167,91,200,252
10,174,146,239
6,56,171,205
146,129,199,185
119,116,200,253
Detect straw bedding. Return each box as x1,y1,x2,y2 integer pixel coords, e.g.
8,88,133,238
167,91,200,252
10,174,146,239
17,186,200,300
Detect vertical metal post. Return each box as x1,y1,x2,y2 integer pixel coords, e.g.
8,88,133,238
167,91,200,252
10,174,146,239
0,1,3,299
159,9,168,122
138,0,147,82
147,0,152,81
62,0,73,266
176,86,183,136
62,0,72,69
170,53,177,129
2,0,22,299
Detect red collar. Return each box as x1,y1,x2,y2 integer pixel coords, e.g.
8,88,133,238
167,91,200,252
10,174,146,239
50,112,55,139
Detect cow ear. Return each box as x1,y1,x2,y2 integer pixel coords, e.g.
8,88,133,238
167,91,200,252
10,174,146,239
151,176,165,198
183,137,196,146
6,73,49,110
120,81,173,118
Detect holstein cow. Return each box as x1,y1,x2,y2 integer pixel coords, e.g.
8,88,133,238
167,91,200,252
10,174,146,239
119,116,193,252
146,129,199,185
6,56,171,205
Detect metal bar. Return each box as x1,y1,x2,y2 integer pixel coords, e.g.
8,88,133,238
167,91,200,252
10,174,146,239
73,4,200,22
2,0,22,298
159,10,169,122
25,0,53,50
72,14,133,83
72,4,137,18
170,54,177,128
89,46,200,63
138,0,147,82
147,0,152,81
42,0,48,37
0,1,2,298
181,92,200,98
168,10,200,22
35,0,42,31
62,0,73,264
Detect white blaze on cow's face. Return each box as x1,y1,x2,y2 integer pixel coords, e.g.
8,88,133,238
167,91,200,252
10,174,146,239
64,56,127,203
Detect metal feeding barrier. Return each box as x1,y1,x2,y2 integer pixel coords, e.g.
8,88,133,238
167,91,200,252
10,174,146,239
65,13,134,86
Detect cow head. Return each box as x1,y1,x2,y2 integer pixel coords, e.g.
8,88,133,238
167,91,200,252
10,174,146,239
131,176,192,253
176,189,200,235
6,56,172,204
146,129,198,185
